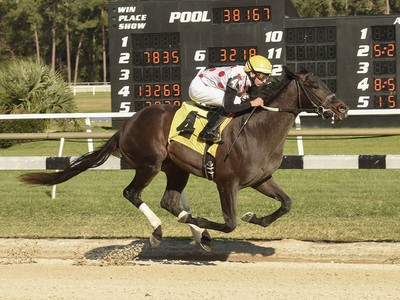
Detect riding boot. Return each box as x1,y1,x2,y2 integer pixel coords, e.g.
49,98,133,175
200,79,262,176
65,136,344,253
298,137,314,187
198,107,227,144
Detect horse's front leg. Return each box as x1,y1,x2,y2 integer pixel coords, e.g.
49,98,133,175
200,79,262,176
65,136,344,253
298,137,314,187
242,177,292,227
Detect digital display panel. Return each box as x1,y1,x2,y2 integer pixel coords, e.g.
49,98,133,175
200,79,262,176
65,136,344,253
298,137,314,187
212,6,271,24
372,43,395,58
285,26,337,92
371,25,397,109
130,32,181,110
374,95,396,109
208,46,257,66
373,61,396,75
109,1,399,128
372,25,396,41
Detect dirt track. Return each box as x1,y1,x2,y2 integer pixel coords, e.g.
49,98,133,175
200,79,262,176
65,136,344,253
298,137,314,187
0,238,399,299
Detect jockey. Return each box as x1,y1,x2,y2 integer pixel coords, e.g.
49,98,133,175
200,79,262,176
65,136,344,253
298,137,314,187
189,55,272,143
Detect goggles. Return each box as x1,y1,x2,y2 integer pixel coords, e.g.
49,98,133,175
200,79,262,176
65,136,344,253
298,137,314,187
255,72,270,81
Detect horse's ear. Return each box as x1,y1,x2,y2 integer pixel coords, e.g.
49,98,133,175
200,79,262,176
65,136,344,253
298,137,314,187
283,65,298,80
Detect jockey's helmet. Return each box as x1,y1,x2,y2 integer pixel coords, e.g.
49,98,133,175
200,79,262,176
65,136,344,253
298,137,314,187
244,55,272,75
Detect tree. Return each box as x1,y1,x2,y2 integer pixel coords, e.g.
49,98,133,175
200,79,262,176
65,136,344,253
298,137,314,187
0,1,15,63
100,7,108,83
41,0,64,72
292,0,337,17
13,0,44,63
292,0,399,16
0,59,76,114
70,0,106,84
347,0,387,15
63,0,74,83
389,0,400,13
0,59,81,147
1,1,35,59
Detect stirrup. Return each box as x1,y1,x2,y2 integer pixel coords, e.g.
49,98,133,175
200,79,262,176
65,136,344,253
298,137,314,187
198,131,223,144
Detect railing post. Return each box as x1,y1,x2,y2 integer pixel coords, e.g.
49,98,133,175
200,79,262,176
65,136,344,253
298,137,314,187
85,117,94,152
295,115,304,155
51,137,65,199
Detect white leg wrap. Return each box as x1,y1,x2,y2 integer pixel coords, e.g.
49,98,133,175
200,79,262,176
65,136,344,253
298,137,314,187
177,210,189,222
180,192,203,242
188,224,204,244
139,203,162,229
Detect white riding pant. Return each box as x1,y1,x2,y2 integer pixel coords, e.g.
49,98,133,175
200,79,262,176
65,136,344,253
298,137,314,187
188,76,241,106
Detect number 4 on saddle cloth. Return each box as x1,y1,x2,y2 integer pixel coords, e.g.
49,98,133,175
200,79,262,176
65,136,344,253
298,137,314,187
168,102,232,180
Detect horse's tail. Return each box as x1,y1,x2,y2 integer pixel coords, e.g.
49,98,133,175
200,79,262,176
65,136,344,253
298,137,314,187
19,132,121,186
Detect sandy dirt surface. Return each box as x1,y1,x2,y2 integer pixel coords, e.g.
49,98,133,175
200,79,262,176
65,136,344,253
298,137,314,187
0,238,399,299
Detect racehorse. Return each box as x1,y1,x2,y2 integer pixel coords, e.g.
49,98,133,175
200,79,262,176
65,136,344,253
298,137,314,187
20,66,349,251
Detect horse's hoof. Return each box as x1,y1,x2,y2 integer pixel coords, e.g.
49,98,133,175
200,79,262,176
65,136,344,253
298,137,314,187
188,224,202,245
149,225,162,248
241,212,255,223
199,230,212,252
199,242,211,252
149,234,161,248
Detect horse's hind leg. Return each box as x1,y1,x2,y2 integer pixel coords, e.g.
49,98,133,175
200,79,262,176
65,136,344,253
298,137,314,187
179,182,240,234
123,165,163,247
242,176,292,227
180,192,212,251
180,192,202,242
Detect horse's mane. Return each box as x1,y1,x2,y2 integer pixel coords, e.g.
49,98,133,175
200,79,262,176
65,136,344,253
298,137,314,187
253,65,299,103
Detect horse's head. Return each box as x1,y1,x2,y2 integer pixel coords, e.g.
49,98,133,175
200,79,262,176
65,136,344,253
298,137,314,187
287,66,349,124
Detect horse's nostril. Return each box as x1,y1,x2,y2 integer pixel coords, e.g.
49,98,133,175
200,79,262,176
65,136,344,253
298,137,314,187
338,105,348,114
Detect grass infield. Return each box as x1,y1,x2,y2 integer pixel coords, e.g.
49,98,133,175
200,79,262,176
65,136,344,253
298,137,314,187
0,169,399,241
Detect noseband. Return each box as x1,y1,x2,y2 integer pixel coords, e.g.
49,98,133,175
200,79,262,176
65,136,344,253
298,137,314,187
295,80,341,123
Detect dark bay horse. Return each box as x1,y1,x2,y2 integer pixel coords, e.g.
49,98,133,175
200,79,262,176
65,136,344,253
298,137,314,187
20,66,349,250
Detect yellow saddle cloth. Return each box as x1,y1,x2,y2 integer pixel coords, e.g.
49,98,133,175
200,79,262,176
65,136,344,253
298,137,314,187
168,102,231,157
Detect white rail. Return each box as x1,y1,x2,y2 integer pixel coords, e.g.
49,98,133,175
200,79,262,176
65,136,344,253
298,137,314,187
70,83,110,95
1,108,400,120
0,112,133,120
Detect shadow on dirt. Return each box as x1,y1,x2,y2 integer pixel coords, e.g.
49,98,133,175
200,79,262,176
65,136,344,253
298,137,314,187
84,238,275,263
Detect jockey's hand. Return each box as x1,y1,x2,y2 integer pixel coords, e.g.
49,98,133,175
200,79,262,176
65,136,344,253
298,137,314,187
250,97,264,107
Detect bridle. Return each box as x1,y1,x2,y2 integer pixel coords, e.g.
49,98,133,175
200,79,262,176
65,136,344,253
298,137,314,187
262,77,345,124
296,79,343,124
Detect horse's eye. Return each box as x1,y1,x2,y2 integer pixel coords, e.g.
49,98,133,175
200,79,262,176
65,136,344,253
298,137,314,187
307,81,319,89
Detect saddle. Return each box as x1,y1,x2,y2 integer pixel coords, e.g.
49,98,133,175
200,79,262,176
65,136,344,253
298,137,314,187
168,102,232,180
